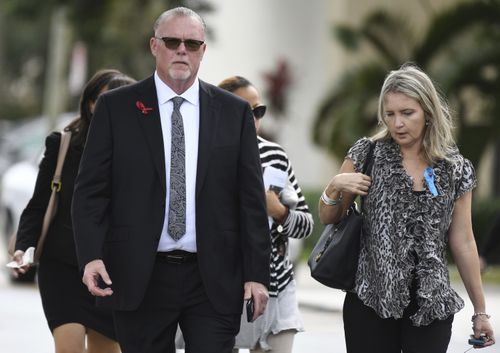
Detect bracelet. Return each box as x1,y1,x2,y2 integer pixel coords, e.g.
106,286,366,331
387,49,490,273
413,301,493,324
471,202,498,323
471,312,491,322
321,191,343,206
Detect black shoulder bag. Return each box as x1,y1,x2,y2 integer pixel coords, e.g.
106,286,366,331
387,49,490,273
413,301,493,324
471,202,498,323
308,141,376,290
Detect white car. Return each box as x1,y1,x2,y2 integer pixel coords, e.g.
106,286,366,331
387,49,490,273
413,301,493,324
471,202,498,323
1,160,39,282
0,147,41,282
1,113,74,281
1,160,39,243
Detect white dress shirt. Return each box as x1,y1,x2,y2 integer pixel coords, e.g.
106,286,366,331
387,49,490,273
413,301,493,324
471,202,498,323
154,72,199,252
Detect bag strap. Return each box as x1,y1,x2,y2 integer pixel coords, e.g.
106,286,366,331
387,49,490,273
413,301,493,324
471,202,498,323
361,140,376,175
51,130,72,192
360,141,376,210
33,130,72,262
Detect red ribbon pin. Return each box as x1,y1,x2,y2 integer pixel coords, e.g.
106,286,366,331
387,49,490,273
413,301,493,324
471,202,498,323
136,101,153,114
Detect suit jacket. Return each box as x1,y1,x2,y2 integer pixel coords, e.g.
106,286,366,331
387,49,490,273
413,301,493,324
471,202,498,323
72,76,270,314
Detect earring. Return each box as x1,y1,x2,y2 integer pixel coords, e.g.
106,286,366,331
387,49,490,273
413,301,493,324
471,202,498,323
425,120,429,126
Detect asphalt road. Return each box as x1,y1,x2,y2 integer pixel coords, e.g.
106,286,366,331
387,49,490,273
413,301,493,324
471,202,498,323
0,246,499,353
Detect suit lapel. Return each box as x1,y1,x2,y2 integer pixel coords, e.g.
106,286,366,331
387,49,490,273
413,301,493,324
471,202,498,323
134,76,167,193
196,81,220,198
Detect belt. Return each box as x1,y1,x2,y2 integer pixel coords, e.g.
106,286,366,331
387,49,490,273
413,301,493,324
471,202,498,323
156,250,197,264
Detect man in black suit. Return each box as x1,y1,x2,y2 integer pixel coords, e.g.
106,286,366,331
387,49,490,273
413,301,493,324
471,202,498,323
72,7,270,353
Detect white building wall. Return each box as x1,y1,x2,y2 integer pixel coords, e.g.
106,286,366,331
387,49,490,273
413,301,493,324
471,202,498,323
198,0,462,190
199,0,343,189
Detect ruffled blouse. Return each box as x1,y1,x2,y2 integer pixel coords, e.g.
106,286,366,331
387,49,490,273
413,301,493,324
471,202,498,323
347,137,477,326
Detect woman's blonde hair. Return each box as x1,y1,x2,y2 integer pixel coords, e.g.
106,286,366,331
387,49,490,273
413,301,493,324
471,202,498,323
372,63,456,164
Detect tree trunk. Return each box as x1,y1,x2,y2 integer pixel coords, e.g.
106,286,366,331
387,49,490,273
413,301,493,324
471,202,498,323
42,6,71,132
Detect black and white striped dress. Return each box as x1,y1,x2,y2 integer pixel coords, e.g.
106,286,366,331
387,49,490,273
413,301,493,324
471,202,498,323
258,136,314,297
234,137,314,350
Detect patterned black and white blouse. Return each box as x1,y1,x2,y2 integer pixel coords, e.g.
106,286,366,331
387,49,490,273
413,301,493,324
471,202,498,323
347,137,477,326
258,136,314,297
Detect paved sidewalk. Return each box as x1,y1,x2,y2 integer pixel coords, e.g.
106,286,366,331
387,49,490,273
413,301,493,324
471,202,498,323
294,262,500,353
0,251,498,353
295,262,344,312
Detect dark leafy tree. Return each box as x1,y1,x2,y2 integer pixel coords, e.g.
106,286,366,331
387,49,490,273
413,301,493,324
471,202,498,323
313,0,500,173
0,0,214,120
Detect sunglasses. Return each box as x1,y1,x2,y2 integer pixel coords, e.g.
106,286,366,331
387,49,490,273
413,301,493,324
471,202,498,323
155,37,204,51
252,105,267,119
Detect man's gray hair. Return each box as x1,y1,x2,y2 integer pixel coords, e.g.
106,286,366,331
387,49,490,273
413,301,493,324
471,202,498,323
153,7,206,34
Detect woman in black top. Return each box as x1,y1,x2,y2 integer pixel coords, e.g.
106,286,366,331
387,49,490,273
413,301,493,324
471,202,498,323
11,69,135,353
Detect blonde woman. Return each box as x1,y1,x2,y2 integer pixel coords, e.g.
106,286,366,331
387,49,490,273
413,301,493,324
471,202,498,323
320,63,495,353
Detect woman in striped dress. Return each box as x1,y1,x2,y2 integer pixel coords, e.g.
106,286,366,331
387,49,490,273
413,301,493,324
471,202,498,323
219,76,314,353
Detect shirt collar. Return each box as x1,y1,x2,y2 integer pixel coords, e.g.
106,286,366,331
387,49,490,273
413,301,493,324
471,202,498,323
154,71,199,106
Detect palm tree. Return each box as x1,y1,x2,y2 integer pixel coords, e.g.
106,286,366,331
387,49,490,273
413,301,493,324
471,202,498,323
313,0,500,175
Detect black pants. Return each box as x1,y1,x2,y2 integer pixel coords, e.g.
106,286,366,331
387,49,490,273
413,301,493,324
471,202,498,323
113,255,240,353
343,292,453,353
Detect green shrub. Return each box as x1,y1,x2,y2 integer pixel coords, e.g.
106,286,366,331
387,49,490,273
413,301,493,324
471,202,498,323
301,189,323,261
472,197,500,264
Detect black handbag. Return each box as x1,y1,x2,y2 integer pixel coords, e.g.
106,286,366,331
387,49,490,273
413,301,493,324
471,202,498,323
308,141,376,290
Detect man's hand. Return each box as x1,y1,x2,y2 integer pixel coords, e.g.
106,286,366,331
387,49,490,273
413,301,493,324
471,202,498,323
82,259,113,297
244,281,269,321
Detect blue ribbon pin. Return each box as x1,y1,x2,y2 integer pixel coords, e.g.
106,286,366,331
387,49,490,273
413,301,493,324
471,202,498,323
424,167,438,197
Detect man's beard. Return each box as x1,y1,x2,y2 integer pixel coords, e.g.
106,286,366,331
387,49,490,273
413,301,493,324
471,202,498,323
169,67,191,81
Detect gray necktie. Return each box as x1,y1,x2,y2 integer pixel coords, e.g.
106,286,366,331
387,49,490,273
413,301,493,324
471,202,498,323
168,96,186,240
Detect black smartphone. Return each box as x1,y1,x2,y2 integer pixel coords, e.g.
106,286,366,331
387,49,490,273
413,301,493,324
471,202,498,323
268,185,283,195
468,336,486,347
246,298,254,322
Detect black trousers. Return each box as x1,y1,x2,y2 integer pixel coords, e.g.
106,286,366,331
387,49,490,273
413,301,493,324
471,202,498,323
343,292,453,353
113,255,240,353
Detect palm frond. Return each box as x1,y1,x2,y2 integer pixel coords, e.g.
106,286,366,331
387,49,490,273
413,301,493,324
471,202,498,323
334,26,361,51
415,1,500,65
312,64,387,158
360,10,411,66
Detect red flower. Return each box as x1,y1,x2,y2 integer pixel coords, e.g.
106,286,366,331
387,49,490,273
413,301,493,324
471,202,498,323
136,101,153,114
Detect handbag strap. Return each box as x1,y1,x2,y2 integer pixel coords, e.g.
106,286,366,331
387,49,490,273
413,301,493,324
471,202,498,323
361,140,376,175
360,141,376,210
34,130,72,262
51,130,72,192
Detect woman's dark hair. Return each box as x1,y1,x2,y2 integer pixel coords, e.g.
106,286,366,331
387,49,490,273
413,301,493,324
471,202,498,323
66,69,136,147
218,76,252,93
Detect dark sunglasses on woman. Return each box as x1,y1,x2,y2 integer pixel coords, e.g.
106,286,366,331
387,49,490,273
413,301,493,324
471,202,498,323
252,105,266,119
